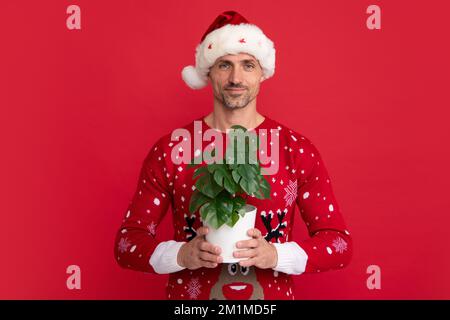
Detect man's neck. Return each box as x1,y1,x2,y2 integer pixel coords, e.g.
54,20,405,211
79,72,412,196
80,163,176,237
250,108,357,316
204,100,265,133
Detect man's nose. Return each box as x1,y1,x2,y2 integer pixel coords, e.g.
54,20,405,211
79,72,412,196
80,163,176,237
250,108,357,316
228,67,243,85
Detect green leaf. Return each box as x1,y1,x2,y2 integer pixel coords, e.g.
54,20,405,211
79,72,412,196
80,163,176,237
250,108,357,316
199,202,216,222
195,172,223,198
231,169,241,184
232,197,245,214
189,190,211,213
200,191,235,229
227,212,240,227
238,179,248,194
239,179,252,195
193,166,209,178
223,177,238,194
233,196,245,206
251,173,271,200
216,192,234,216
237,164,257,180
259,175,271,199
208,164,239,194
236,165,259,195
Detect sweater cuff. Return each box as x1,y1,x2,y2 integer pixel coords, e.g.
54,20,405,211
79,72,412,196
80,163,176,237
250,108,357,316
272,241,308,275
149,240,186,274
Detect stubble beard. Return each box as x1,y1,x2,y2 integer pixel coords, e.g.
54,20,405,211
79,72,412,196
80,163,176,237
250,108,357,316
220,90,252,109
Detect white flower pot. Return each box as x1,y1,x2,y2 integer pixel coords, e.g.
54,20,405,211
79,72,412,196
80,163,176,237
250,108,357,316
203,204,257,263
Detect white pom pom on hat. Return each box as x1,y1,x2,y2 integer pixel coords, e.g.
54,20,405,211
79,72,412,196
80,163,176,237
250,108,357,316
181,65,208,90
181,10,276,90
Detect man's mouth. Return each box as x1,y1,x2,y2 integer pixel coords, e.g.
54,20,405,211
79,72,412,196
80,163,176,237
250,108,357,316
226,88,246,96
226,88,246,92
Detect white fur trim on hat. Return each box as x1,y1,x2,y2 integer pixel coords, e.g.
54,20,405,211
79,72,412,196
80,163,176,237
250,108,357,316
182,23,275,90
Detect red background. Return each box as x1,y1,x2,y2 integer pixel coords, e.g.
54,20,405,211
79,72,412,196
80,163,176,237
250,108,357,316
1,0,449,299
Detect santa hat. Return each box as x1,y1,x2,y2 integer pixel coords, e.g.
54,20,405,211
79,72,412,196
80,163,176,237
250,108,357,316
181,10,276,90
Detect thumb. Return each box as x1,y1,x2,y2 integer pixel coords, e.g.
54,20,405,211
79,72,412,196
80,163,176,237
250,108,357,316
196,226,209,237
248,228,262,239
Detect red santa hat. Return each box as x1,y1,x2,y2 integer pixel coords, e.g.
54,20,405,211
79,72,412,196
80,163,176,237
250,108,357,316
181,11,276,90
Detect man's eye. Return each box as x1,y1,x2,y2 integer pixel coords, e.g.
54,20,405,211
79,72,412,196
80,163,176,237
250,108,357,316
219,64,229,69
245,64,255,69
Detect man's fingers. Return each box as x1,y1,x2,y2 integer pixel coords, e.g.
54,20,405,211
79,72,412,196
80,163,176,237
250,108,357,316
233,249,257,259
198,240,221,254
247,228,262,239
236,238,259,249
199,250,223,263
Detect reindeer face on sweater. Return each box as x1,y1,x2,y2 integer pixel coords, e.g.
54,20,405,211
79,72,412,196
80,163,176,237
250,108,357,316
209,263,264,300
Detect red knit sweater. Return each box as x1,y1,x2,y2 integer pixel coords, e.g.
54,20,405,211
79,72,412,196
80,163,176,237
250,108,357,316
114,115,352,300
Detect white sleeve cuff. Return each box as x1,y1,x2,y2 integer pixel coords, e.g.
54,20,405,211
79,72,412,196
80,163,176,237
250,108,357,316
149,240,186,274
272,241,308,275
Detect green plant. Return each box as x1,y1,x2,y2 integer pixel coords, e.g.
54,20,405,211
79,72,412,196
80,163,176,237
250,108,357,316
188,125,271,229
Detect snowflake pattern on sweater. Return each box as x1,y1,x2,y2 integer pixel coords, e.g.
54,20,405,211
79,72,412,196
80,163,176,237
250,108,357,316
114,115,353,300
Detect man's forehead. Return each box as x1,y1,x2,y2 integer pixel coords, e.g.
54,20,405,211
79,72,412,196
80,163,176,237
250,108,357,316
215,53,259,63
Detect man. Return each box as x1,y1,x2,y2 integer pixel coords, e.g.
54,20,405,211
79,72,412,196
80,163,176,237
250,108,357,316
114,11,352,300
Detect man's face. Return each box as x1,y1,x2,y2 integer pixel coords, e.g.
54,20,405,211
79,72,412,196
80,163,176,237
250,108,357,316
208,53,264,109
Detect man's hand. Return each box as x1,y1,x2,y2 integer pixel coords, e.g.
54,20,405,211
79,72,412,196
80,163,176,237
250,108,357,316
177,226,223,270
233,228,278,269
